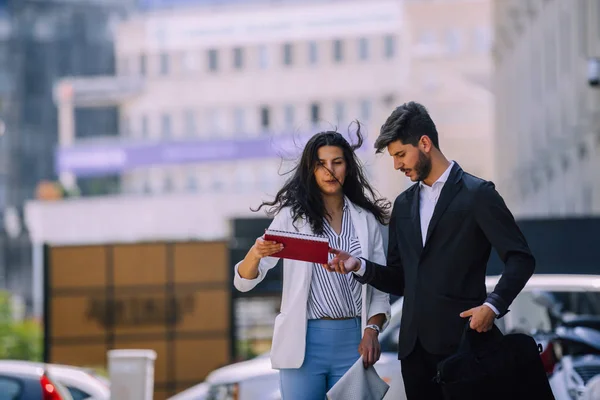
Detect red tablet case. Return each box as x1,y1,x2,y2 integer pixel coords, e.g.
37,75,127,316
263,229,330,264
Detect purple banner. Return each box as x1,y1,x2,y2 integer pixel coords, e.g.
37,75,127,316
55,133,367,177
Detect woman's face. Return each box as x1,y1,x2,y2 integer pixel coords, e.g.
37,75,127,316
314,145,347,196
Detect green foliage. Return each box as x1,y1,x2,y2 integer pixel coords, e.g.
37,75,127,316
0,291,43,361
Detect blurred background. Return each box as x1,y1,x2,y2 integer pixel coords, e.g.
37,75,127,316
0,0,597,399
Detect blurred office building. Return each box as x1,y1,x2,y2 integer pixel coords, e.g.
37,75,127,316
0,0,129,313
402,0,494,183
493,0,600,217
52,0,405,204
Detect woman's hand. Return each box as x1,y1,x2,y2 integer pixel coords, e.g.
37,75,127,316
359,328,381,368
249,237,284,261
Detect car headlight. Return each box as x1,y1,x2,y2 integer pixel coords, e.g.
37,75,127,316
207,382,239,400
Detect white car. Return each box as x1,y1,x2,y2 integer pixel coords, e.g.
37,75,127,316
172,274,600,400
0,360,110,400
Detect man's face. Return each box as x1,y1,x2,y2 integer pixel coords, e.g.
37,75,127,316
387,139,432,182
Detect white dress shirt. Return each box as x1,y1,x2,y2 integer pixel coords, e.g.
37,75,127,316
354,161,499,315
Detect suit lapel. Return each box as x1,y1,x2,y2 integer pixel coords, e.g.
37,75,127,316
424,164,464,247
408,185,424,255
347,198,369,258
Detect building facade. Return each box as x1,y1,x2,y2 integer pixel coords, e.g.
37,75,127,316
0,0,130,312
54,0,406,203
401,0,494,185
493,0,600,217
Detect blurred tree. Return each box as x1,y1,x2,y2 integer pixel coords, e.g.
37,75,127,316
0,290,42,361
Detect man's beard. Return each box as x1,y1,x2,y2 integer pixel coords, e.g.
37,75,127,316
414,150,432,182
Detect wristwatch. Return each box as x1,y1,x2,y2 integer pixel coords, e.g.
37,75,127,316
365,324,381,334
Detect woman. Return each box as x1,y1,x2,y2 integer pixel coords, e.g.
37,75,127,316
234,126,391,400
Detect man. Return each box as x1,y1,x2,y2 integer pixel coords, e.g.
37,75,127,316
324,102,535,399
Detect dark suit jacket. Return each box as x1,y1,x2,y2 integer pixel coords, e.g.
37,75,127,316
355,163,535,359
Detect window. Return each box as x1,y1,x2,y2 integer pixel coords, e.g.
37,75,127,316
445,29,461,54
159,52,169,75
233,107,245,134
284,105,295,130
182,52,199,72
163,174,174,192
308,41,318,65
384,35,396,58
207,109,222,137
310,103,320,126
283,43,293,66
208,49,218,71
358,37,369,60
186,173,198,192
260,106,270,131
334,101,345,124
0,377,21,399
233,47,244,69
66,386,92,400
258,45,269,69
359,99,372,122
333,39,344,62
473,26,491,53
183,109,196,137
141,115,149,138
161,114,171,138
139,54,147,75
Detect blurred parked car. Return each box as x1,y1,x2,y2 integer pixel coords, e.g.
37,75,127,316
0,361,110,400
171,274,600,400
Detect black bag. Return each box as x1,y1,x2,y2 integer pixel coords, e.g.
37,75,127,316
435,323,555,400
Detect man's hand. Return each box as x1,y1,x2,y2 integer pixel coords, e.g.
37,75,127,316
460,305,496,333
359,329,381,368
321,248,360,274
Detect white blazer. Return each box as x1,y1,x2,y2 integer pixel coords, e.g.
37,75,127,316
234,199,391,369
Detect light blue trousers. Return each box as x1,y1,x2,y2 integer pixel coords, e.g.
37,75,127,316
279,317,361,400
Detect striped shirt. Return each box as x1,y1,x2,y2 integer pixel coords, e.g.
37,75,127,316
307,201,363,319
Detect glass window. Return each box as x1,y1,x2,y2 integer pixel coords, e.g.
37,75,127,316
308,41,318,65
260,106,270,131
183,109,196,137
141,115,149,138
233,108,245,134
186,173,198,192
310,103,320,126
284,105,295,130
334,101,345,124
164,174,174,192
473,26,491,53
358,37,369,60
139,53,147,76
384,35,396,58
359,99,372,122
233,47,244,69
66,386,91,400
0,377,21,399
283,43,293,66
207,109,222,138
258,45,269,69
445,29,461,54
159,52,169,75
208,49,218,71
182,52,199,72
161,114,171,138
333,39,344,62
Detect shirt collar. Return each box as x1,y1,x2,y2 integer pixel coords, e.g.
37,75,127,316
420,161,455,189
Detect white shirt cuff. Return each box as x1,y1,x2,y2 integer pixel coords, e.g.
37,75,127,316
483,302,500,316
353,258,367,277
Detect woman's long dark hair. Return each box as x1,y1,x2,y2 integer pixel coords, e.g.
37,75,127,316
254,122,391,235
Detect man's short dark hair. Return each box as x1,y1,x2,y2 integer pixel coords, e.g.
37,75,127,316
374,101,439,153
